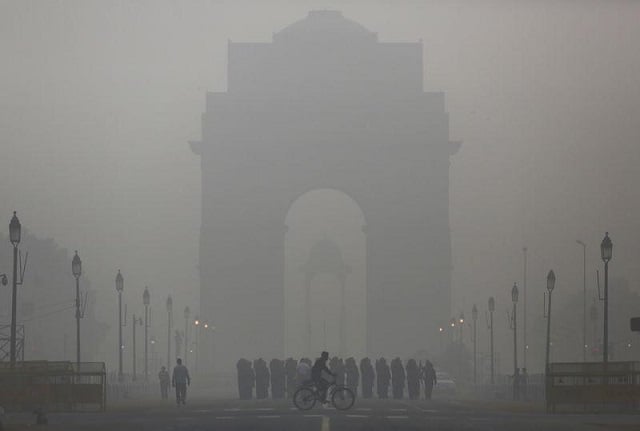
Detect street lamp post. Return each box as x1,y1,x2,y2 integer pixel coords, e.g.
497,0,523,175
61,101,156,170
184,307,190,365
449,317,456,344
166,296,173,368
511,283,519,400
9,211,21,366
458,312,465,343
438,326,444,353
194,316,200,375
72,251,82,367
545,270,556,374
143,287,150,381
488,297,495,385
150,336,158,375
472,304,478,385
576,240,587,362
600,233,612,365
523,247,528,371
115,270,124,380
132,315,142,380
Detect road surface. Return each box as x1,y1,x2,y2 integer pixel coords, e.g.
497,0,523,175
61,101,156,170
3,398,639,430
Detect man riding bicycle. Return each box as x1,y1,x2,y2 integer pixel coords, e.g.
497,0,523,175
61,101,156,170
311,351,335,404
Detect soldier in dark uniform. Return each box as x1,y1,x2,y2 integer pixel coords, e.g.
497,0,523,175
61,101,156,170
236,359,247,399
376,358,390,399
329,357,339,378
270,359,286,399
285,358,297,398
406,359,420,400
360,357,374,399
345,357,360,397
254,358,270,399
391,357,405,399
422,360,437,400
335,358,345,388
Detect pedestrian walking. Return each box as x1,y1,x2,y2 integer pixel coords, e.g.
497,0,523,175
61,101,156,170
172,358,191,406
158,366,170,400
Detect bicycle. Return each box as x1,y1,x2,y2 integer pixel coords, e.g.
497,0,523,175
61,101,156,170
293,379,356,411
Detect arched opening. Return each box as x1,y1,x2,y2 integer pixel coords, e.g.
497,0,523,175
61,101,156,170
284,189,366,359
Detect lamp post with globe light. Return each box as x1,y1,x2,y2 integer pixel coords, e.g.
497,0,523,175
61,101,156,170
600,233,612,364
511,283,519,400
9,212,21,366
488,297,495,384
72,251,82,367
143,287,150,380
115,270,124,380
184,307,190,365
166,296,173,368
545,270,556,374
472,304,478,385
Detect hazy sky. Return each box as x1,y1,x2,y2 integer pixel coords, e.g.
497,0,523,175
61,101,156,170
1,0,639,346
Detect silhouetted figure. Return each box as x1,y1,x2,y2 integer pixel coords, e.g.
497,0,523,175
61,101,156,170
406,359,420,400
158,366,170,400
335,358,345,387
360,357,374,399
391,357,405,399
296,358,312,387
422,360,436,400
270,359,286,399
236,358,254,400
254,358,270,399
312,351,336,404
376,358,390,399
172,358,191,406
345,357,360,397
285,358,297,397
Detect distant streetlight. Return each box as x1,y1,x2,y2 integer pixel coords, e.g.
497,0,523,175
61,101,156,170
143,286,150,380
193,316,200,374
459,312,465,343
488,296,495,385
166,295,173,368
576,240,587,362
184,306,190,365
115,270,124,380
545,270,556,375
132,314,142,380
438,326,444,352
600,232,612,365
511,282,519,400
72,251,83,368
9,211,21,366
472,305,478,385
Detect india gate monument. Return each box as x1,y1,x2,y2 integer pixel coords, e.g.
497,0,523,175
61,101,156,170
190,11,459,370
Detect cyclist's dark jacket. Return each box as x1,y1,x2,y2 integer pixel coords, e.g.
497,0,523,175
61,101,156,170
311,358,331,381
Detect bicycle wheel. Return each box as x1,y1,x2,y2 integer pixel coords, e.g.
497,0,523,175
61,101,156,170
331,386,355,411
293,387,317,411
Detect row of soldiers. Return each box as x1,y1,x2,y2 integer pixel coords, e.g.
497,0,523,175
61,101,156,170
236,357,437,400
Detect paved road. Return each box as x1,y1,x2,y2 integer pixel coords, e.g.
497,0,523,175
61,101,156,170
4,398,639,430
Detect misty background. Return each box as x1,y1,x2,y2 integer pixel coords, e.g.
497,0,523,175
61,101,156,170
1,0,639,371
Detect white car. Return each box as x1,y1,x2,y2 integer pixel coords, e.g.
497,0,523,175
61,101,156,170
433,371,456,399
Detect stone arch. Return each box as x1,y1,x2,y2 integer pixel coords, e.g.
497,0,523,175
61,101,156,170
284,189,366,359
